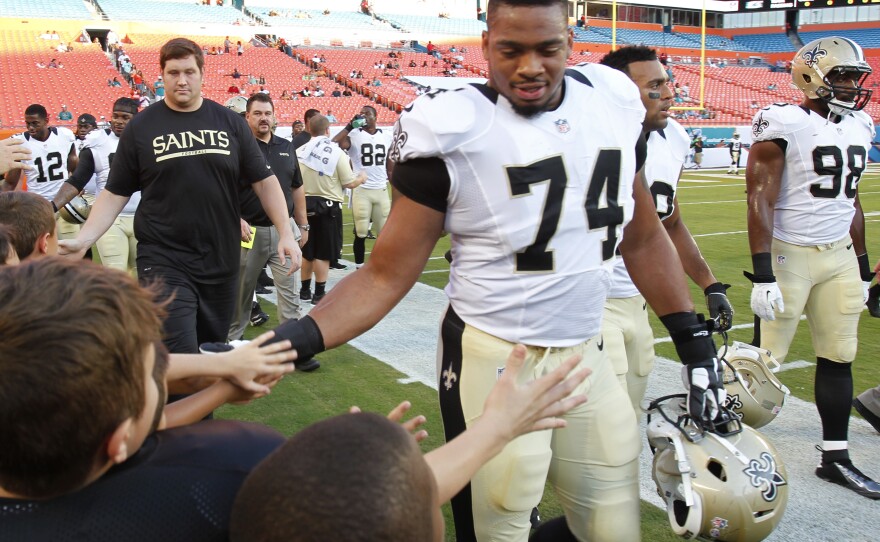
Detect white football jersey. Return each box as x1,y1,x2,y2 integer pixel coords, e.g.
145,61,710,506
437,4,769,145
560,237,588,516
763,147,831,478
14,127,76,200
75,136,98,197
393,64,645,346
610,118,691,299
729,140,742,153
347,127,393,189
84,128,141,216
751,104,874,246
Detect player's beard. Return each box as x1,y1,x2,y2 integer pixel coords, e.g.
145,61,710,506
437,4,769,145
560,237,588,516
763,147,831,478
510,102,546,119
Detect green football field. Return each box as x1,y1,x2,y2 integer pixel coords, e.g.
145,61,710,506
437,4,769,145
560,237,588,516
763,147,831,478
218,164,880,541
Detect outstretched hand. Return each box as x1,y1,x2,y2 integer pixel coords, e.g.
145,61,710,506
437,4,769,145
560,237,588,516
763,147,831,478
480,344,590,441
349,400,429,442
220,331,297,393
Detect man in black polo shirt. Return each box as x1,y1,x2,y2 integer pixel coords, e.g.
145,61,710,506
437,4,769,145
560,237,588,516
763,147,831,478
228,94,316,371
59,38,300,354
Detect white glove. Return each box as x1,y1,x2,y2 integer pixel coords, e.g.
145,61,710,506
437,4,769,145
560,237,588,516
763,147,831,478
751,282,784,321
863,281,871,305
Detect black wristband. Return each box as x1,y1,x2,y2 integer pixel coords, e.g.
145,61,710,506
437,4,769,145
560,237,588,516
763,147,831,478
344,123,354,132
269,315,325,361
743,252,775,283
660,312,717,365
703,282,728,296
858,253,873,282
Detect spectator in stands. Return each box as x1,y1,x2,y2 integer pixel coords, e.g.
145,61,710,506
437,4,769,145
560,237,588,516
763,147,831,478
342,88,352,97
280,89,291,100
320,55,326,63
325,110,337,123
248,74,257,85
47,58,59,69
224,36,232,54
301,87,311,97
109,77,122,87
750,100,759,109
357,70,364,79
349,69,358,78
409,59,417,67
331,87,342,98
312,53,321,63
56,42,69,53
767,83,777,91
228,84,241,94
237,41,244,56
154,76,165,100
371,77,382,87
426,41,436,55
232,68,241,79
57,105,73,122
314,86,325,97
258,86,269,95
422,60,428,67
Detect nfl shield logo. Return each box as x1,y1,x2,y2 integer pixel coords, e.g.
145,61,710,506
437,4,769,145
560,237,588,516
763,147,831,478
555,119,570,133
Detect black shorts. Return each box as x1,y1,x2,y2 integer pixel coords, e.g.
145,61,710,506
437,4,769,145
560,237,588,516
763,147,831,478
302,196,340,262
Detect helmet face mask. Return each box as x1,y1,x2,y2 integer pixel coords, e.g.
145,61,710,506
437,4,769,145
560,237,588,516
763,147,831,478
792,37,873,116
721,342,790,429
646,395,789,542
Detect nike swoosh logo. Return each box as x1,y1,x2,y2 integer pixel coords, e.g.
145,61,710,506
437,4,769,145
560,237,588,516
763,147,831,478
847,243,854,250
597,337,604,351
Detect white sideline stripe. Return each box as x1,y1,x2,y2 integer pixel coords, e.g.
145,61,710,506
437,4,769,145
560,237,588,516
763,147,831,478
680,199,745,205
678,183,746,188
775,359,815,372
692,229,748,237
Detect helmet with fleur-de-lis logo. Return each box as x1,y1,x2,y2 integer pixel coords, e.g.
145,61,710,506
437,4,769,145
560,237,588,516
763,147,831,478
792,36,872,116
645,395,789,541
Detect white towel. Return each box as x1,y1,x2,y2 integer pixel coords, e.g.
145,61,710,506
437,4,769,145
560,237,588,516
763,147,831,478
298,136,343,177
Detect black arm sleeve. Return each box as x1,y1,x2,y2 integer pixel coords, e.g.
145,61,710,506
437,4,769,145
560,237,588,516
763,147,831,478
390,157,450,213
635,132,647,172
66,147,97,191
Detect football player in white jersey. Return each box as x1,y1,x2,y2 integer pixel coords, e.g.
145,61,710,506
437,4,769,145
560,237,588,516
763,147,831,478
599,46,734,414
53,98,140,274
727,131,743,174
218,1,728,540
332,105,393,268
746,36,879,499
1,104,77,241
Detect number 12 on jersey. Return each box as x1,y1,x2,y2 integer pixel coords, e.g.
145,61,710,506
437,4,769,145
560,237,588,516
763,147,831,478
506,150,624,273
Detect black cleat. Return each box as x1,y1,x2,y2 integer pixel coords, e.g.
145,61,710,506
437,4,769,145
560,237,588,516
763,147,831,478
311,292,325,305
300,288,312,301
853,398,880,434
329,261,347,270
816,460,880,500
366,230,376,239
250,301,269,327
295,358,321,372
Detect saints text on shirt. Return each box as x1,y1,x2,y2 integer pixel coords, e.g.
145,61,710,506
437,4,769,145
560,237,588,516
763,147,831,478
152,130,230,161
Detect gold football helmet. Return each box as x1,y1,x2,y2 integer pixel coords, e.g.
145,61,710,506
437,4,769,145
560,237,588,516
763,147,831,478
58,195,91,224
791,36,872,116
721,342,790,429
646,395,789,542
225,95,248,115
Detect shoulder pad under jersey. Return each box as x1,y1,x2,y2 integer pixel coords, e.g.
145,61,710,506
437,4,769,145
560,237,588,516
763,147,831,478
751,103,808,143
390,85,492,162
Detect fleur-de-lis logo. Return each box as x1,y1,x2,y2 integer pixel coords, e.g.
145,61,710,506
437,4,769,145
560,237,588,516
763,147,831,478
752,113,769,137
801,43,827,69
442,363,458,391
388,128,408,163
724,393,744,411
744,452,787,502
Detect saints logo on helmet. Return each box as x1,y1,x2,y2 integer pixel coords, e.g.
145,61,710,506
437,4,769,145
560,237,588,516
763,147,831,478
791,36,873,116
721,342,790,429
646,395,789,542
58,195,91,224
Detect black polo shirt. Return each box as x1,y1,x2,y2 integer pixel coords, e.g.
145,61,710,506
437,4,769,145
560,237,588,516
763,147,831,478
239,134,302,227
